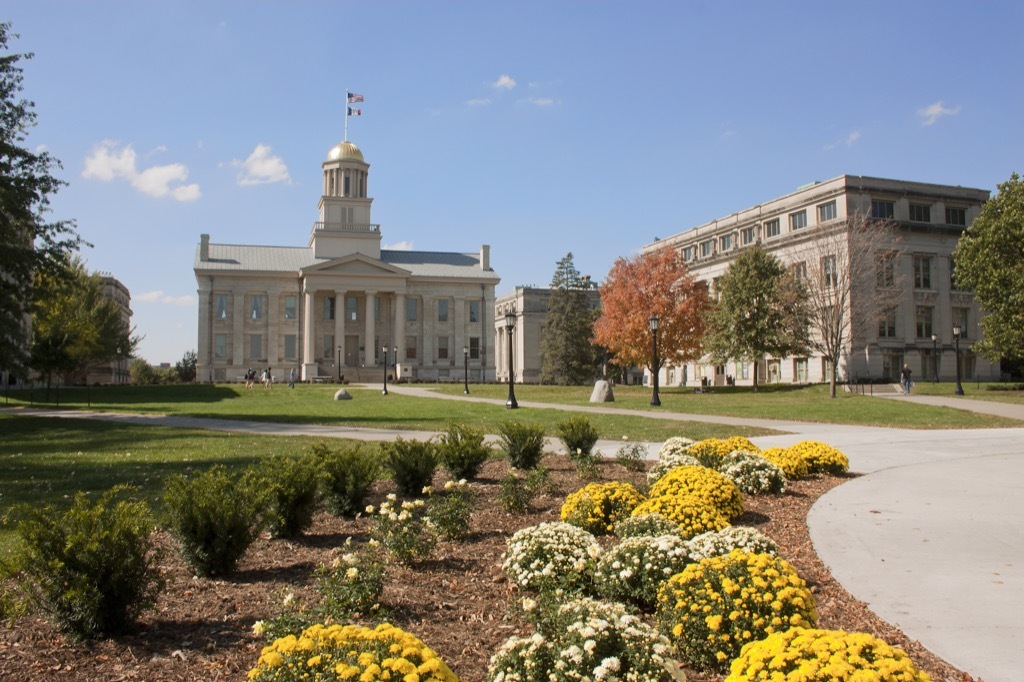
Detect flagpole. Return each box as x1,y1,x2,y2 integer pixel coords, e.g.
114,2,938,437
344,88,349,142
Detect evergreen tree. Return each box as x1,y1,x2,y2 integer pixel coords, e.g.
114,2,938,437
539,253,600,385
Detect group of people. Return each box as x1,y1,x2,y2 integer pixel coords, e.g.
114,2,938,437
244,366,297,389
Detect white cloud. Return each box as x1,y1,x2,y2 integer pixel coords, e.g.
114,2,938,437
918,101,961,126
823,129,861,151
35,144,48,153
492,74,516,90
526,96,554,107
230,144,291,186
383,240,414,251
467,98,491,107
82,140,201,201
136,290,196,307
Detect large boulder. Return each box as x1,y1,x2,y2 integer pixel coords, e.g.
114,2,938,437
333,388,353,401
590,379,615,403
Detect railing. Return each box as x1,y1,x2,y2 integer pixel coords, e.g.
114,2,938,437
312,221,380,234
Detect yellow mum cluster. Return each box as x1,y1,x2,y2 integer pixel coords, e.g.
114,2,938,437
688,437,761,468
657,550,818,673
648,466,744,521
560,482,646,535
787,440,850,475
758,448,811,479
726,627,931,681
248,623,463,682
631,495,729,540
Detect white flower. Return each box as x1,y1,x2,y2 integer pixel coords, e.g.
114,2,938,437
522,597,537,612
422,486,432,495
365,505,375,514
281,591,295,606
251,620,266,636
346,567,359,579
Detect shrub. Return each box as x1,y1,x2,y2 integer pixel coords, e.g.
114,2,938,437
499,420,547,469
613,512,680,540
630,495,730,540
646,453,702,484
381,438,439,497
657,550,817,672
248,622,462,682
556,415,600,459
427,479,475,540
686,526,780,562
9,487,163,639
499,466,549,514
560,481,646,535
314,539,386,620
164,466,270,577
657,436,695,459
788,440,850,475
252,589,313,644
366,495,437,565
725,627,931,681
718,451,787,495
437,421,492,480
314,442,380,517
261,455,322,538
502,521,601,595
594,534,695,610
648,465,744,521
615,439,649,472
688,437,760,469
488,597,684,682
759,446,811,479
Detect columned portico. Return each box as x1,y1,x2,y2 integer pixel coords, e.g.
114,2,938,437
301,286,317,379
364,291,376,366
334,289,346,374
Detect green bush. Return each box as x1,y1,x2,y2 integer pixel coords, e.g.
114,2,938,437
437,421,492,480
261,455,322,538
314,442,380,517
499,420,547,469
314,540,386,620
381,438,439,497
426,480,476,540
163,466,271,577
615,440,649,473
9,487,163,639
556,415,600,460
499,466,549,514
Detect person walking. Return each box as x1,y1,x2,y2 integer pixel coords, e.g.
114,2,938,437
264,366,272,389
288,367,296,389
901,363,912,395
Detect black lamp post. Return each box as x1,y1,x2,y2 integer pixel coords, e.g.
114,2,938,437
463,346,470,394
381,345,389,395
505,311,518,409
931,334,939,382
953,324,964,395
337,345,342,382
649,314,661,407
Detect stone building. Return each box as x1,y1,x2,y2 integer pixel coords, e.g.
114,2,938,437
194,139,499,383
84,275,132,385
640,175,998,387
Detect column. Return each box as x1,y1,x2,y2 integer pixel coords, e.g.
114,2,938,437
365,291,376,366
421,294,435,367
266,288,280,365
453,295,466,371
395,292,406,364
334,290,346,370
301,287,317,379
232,288,245,368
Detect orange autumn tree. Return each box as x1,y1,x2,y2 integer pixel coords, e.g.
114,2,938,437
593,248,710,371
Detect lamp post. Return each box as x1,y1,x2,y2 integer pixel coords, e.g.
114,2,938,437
463,346,470,394
649,314,661,407
504,311,518,409
931,334,939,382
953,324,964,395
381,345,389,395
337,345,342,382
393,346,398,382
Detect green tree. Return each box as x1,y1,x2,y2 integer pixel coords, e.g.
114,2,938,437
704,246,809,391
0,23,86,379
540,253,600,384
175,350,198,383
952,172,1024,362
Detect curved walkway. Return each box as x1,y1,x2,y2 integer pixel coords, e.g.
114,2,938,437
5,390,1023,680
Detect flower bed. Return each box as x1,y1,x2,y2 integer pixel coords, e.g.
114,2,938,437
647,465,745,521
560,481,645,535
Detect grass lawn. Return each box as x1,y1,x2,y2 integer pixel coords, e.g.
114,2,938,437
905,380,1024,405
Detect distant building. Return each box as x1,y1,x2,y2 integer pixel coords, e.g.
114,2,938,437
83,275,132,385
194,137,500,383
641,175,999,386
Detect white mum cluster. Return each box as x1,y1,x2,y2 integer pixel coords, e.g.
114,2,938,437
593,534,696,610
687,526,779,562
646,438,700,483
718,450,787,495
501,522,602,593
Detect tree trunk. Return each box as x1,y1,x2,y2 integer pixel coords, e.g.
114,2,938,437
829,358,839,398
752,358,759,393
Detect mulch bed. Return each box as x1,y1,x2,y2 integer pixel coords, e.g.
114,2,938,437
0,455,979,682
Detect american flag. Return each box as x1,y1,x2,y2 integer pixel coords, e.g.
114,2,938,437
347,92,364,103
347,107,362,117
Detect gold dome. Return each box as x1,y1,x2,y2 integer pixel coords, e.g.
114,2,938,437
327,140,364,162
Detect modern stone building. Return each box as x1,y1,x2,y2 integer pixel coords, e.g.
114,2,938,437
640,175,999,387
194,139,499,383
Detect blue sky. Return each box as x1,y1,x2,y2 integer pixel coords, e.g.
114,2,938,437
6,1,1023,365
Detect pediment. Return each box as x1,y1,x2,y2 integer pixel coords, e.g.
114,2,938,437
301,253,410,277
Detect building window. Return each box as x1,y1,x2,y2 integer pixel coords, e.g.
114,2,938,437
794,358,808,382
909,203,931,222
406,299,417,322
822,255,838,288
682,246,694,261
469,300,480,323
405,335,417,360
953,307,970,339
764,219,781,238
323,334,334,359
871,200,894,220
346,296,358,321
249,295,265,320
740,361,749,380
878,308,897,338
214,334,227,359
700,240,714,258
469,337,480,360
284,295,297,320
913,255,932,289
719,234,733,251
215,294,229,320
817,201,837,223
946,207,967,226
740,226,756,245
791,261,807,283
916,306,934,338
789,210,807,230
437,336,449,360
249,334,262,359
438,300,449,323
324,297,336,321
284,334,297,359
876,251,896,288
